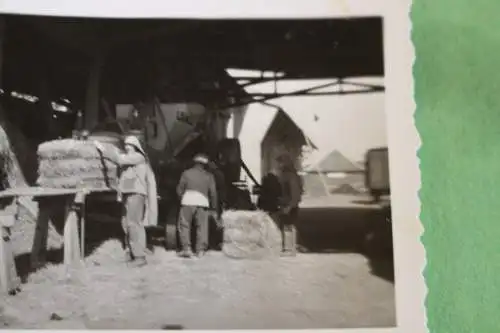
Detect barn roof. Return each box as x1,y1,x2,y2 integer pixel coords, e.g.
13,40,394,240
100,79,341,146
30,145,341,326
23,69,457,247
262,108,317,149
2,15,384,108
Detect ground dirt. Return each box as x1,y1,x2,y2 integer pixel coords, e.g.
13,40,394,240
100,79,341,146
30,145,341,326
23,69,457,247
1,194,396,330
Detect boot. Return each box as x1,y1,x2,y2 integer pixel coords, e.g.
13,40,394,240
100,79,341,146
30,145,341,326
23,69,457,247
178,248,193,258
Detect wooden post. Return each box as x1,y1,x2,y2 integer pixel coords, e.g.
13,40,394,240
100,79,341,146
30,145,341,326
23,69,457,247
84,56,104,130
79,192,86,260
0,15,4,87
63,192,86,266
38,71,54,140
0,200,20,294
31,198,52,269
0,221,8,294
0,16,9,287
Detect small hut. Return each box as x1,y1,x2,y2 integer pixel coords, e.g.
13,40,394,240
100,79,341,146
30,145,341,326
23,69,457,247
260,109,315,179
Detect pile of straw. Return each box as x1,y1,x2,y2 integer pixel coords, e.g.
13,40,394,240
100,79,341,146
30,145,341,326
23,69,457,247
222,210,282,259
0,107,64,257
36,139,121,189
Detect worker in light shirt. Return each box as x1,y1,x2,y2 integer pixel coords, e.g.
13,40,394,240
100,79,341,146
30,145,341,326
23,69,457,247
176,153,218,258
94,135,158,267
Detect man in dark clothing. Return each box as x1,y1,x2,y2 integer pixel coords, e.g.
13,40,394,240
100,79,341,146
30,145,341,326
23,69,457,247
276,155,303,257
176,153,218,258
257,167,283,213
257,158,302,256
207,161,226,220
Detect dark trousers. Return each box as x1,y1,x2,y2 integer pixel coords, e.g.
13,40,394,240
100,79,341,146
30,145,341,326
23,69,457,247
271,207,299,254
121,194,147,260
178,205,209,253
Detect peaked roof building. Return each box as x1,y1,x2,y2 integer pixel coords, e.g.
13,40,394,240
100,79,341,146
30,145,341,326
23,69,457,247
304,149,362,173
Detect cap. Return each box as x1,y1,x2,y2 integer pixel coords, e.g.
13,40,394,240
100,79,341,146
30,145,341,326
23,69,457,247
193,154,209,164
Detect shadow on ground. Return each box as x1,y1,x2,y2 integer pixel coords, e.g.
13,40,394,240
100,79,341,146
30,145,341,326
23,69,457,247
297,200,394,283
13,195,394,284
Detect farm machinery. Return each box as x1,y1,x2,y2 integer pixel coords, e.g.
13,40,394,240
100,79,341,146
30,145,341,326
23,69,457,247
70,103,257,252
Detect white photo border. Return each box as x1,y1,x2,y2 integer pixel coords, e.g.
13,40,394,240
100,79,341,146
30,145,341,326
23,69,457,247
0,0,426,332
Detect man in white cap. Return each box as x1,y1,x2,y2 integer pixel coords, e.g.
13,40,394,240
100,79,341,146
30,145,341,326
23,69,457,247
94,135,158,267
176,153,218,258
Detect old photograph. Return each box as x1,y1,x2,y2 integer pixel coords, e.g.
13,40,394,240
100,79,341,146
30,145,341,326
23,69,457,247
0,1,423,331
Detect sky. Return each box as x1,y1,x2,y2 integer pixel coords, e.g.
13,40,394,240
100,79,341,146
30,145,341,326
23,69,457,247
228,69,387,180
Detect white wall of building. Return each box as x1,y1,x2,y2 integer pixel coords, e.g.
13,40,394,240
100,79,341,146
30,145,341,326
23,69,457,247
232,77,387,183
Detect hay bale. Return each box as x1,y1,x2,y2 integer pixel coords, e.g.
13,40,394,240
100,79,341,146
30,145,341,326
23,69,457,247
222,210,282,259
0,106,63,253
37,139,120,162
0,106,38,186
36,139,121,189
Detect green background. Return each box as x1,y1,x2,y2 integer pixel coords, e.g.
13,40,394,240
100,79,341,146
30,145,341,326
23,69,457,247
412,0,500,332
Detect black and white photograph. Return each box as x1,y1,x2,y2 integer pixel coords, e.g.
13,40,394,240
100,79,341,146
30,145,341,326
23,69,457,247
0,1,424,331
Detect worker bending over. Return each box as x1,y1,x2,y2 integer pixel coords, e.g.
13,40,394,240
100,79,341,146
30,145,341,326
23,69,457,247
94,135,157,267
177,153,218,258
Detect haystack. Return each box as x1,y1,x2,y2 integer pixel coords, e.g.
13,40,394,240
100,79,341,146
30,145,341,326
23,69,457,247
222,210,282,259
0,106,63,251
36,139,120,190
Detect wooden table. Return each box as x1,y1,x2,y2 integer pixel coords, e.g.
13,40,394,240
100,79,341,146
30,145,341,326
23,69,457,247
0,186,115,292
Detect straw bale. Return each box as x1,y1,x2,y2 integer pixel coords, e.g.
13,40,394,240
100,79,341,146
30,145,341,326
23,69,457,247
36,177,118,190
37,158,118,180
37,139,120,163
0,107,63,252
0,107,38,186
36,140,121,189
222,210,282,259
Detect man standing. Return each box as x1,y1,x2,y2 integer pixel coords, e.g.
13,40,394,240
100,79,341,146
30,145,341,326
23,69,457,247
94,136,158,267
276,154,303,257
257,166,283,214
176,153,218,258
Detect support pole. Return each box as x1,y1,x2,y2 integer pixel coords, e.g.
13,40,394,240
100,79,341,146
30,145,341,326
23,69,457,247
0,219,10,294
63,192,86,267
84,55,104,130
0,15,4,88
31,198,52,270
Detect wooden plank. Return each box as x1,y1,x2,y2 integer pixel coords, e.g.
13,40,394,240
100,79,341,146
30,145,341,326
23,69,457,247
0,186,113,199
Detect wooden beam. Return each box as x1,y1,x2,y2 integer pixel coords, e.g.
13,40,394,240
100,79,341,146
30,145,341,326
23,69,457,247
30,198,53,269
0,16,4,87
84,55,104,130
63,196,81,266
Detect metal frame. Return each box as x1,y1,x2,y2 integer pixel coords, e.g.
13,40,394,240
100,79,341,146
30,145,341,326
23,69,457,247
220,75,385,109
